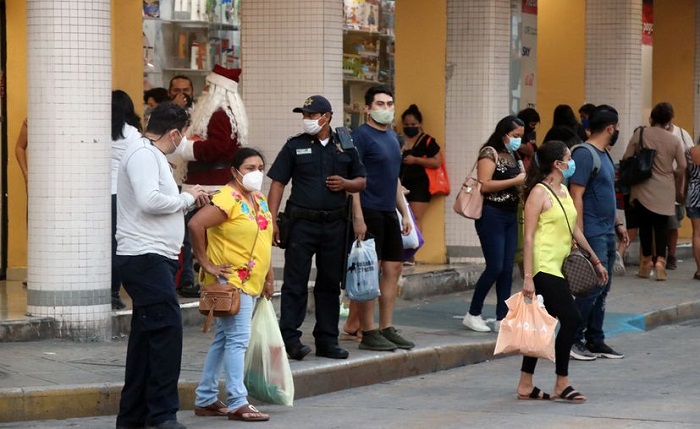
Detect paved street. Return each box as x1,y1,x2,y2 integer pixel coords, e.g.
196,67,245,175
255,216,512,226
3,318,698,429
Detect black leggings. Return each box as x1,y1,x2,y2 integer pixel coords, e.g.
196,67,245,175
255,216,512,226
634,200,669,258
521,272,581,377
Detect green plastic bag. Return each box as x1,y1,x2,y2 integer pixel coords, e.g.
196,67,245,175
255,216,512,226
244,299,295,406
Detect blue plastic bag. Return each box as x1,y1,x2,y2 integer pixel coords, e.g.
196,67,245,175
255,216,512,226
345,239,380,302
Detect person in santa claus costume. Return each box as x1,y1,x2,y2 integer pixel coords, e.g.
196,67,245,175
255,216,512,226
171,65,249,297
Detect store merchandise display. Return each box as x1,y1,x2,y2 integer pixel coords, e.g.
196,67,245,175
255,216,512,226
143,0,240,94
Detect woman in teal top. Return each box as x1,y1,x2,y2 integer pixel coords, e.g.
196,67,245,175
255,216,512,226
517,140,608,403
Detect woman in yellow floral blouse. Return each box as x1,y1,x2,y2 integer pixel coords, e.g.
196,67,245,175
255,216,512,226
190,147,274,422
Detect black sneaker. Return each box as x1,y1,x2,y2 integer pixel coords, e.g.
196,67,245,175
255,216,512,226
111,296,127,310
667,255,677,270
286,344,312,361
359,329,397,351
178,280,201,298
379,326,415,349
586,341,624,359
570,341,597,361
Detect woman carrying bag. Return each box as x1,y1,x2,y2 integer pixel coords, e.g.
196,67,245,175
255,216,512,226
190,148,275,422
462,116,526,333
622,102,686,280
517,140,607,403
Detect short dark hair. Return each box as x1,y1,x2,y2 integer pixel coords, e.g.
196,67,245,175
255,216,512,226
144,87,169,105
145,102,189,135
588,104,619,134
231,147,265,170
578,103,596,117
112,90,142,141
650,102,674,126
517,108,540,124
364,85,394,107
168,75,193,91
401,104,423,123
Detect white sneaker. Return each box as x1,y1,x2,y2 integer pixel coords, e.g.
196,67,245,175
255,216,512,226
462,314,491,332
484,318,500,333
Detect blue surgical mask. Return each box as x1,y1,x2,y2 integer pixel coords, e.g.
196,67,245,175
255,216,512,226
561,159,576,179
581,118,590,129
507,136,522,152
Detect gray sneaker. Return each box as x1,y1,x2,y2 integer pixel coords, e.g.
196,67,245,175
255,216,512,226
379,326,415,349
359,329,397,351
570,341,597,361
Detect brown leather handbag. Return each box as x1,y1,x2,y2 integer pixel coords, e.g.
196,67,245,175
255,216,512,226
199,226,260,333
199,281,241,333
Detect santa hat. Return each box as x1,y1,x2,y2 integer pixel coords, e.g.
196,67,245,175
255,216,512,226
206,65,242,92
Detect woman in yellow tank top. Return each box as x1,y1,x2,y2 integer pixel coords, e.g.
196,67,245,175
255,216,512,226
516,141,608,403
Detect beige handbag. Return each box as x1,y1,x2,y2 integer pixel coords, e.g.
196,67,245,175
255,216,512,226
453,147,496,220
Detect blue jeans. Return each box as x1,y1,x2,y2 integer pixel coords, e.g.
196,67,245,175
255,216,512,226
195,293,255,412
574,233,615,345
469,204,518,320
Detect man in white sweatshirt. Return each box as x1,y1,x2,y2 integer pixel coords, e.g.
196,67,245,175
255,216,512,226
115,103,208,429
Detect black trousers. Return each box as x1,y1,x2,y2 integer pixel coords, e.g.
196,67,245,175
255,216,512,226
635,200,670,258
280,218,346,349
116,254,182,428
111,194,122,298
521,272,581,377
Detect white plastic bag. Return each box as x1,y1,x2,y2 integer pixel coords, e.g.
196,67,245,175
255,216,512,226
396,195,421,249
345,239,380,302
244,299,295,406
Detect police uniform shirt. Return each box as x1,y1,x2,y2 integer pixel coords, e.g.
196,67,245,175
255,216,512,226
267,133,366,211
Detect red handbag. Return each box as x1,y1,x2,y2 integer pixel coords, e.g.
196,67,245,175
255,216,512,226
426,151,450,196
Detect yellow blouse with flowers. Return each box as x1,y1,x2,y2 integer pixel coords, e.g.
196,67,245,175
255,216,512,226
199,185,273,296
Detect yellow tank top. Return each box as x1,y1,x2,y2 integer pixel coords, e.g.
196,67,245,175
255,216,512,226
532,183,576,278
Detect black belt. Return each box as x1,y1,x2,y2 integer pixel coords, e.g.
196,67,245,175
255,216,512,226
288,206,347,222
187,161,231,173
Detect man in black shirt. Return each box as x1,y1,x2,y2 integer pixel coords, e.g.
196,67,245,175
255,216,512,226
267,95,366,360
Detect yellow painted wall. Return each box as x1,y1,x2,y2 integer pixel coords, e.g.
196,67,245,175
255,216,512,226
112,1,145,120
395,0,447,263
653,0,695,133
536,0,586,142
5,0,143,272
6,0,28,272
653,0,696,240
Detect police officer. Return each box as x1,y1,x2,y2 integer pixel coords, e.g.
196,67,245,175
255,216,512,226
267,95,366,360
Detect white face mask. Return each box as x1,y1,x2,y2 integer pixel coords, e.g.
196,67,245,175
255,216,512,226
238,170,264,192
303,118,323,135
170,130,183,152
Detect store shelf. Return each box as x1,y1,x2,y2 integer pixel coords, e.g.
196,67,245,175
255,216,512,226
343,28,393,39
343,77,382,84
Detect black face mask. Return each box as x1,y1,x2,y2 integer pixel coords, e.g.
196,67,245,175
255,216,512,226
403,126,420,138
610,129,620,146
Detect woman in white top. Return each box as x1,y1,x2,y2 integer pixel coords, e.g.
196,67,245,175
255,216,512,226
111,90,143,309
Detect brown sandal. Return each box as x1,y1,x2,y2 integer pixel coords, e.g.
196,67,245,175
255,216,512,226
228,404,270,422
194,399,227,416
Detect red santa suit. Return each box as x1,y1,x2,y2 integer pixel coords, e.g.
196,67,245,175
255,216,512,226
173,65,248,190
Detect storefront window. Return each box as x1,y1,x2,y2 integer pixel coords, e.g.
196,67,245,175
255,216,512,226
342,0,395,129
143,0,241,98
510,0,537,114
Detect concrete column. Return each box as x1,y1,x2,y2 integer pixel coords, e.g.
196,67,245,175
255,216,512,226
445,0,511,259
585,0,643,160
240,0,343,268
26,0,112,341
